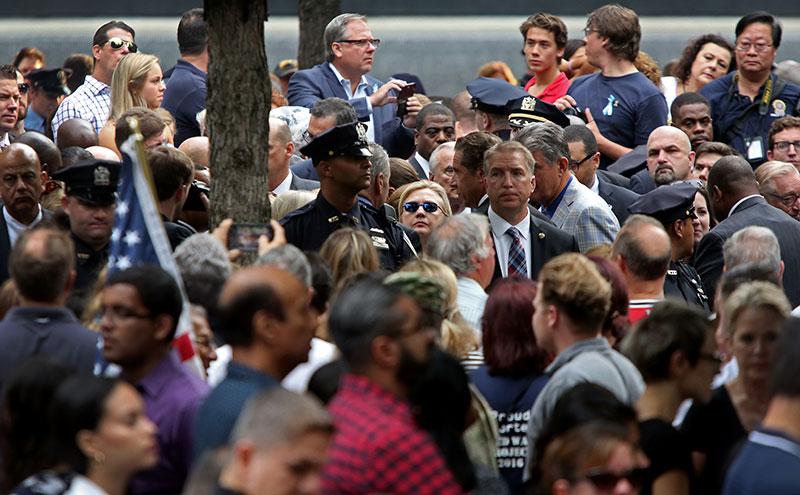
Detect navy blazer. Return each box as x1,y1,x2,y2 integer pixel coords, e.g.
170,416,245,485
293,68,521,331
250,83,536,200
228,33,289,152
694,196,800,308
597,176,640,226
408,154,429,180
288,63,414,158
629,168,657,194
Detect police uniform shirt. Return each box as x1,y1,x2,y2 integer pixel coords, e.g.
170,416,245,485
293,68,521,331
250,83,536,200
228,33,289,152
281,192,416,271
664,260,710,312
72,232,108,291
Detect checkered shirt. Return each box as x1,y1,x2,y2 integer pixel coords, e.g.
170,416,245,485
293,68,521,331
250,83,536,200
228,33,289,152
51,75,111,140
322,373,465,495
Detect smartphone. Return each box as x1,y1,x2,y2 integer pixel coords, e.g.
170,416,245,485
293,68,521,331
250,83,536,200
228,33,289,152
396,82,417,117
228,223,274,252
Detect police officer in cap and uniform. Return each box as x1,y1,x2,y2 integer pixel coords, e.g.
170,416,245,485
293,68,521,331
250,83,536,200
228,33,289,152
506,95,570,139
53,159,120,310
628,180,710,311
281,121,418,270
466,77,528,140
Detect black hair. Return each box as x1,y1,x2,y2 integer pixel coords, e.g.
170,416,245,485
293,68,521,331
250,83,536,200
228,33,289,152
217,282,285,347
735,11,782,48
770,318,800,397
307,359,347,405
177,8,208,56
564,124,598,156
106,265,183,340
92,20,136,48
670,92,711,120
415,103,455,132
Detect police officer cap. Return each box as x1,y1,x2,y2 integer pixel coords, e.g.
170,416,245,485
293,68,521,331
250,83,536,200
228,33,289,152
26,68,71,97
300,122,372,166
466,77,528,116
507,95,570,129
628,180,700,225
52,159,121,206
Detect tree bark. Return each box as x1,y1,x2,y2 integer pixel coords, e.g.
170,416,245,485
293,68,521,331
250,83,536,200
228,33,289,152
297,0,340,69
205,0,271,232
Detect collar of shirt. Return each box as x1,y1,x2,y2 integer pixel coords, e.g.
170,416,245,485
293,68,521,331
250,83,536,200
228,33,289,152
4,204,42,246
136,352,184,399
176,58,208,76
729,194,763,217
24,108,45,132
67,475,107,495
84,74,111,97
328,63,369,99
544,176,573,218
0,133,9,149
315,191,361,219
589,174,599,194
226,361,278,388
488,206,531,278
478,194,489,209
545,337,610,375
337,373,413,421
6,305,79,324
272,170,293,195
488,206,530,241
413,152,431,178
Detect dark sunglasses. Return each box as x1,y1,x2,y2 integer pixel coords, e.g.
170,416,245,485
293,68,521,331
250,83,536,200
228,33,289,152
403,201,440,214
17,83,29,94
583,467,646,490
104,37,138,53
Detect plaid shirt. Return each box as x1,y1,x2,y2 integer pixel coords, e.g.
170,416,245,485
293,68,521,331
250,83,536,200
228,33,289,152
51,75,111,140
322,373,465,495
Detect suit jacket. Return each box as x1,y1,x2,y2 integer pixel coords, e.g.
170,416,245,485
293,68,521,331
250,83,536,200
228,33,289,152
549,178,620,253
291,158,319,181
629,168,657,194
288,63,414,158
475,198,553,225
597,176,640,226
408,154,429,180
290,173,319,191
694,196,800,308
489,213,579,285
597,169,631,189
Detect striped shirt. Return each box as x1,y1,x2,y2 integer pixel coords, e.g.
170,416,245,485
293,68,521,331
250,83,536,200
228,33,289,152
51,75,111,140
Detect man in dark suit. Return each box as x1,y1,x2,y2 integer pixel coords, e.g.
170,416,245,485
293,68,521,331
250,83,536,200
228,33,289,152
0,143,52,283
407,104,455,180
484,141,577,283
287,13,420,159
565,125,639,225
268,118,318,194
695,155,800,308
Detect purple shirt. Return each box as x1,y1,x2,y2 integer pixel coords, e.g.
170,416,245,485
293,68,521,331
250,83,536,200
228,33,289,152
129,352,209,495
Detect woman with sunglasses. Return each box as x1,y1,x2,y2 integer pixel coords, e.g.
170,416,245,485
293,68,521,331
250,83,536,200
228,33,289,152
622,301,719,495
398,180,451,252
535,420,644,495
12,375,158,495
98,53,165,156
681,281,791,495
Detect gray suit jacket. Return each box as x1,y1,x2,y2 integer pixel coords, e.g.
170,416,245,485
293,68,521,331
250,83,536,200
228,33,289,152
290,173,319,191
549,178,620,253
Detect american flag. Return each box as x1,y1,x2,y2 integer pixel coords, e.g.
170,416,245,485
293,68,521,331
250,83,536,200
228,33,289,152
108,132,203,375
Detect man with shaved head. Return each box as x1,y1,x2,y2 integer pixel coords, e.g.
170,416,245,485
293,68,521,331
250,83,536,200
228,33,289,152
193,265,317,459
15,131,62,174
268,118,318,194
695,155,800,307
55,118,98,150
630,126,695,193
178,136,210,168
0,143,50,283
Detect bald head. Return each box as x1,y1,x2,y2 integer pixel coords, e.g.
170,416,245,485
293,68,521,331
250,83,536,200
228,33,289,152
55,118,98,151
0,142,44,224
647,126,694,186
15,132,62,174
0,142,41,172
612,215,672,282
178,136,210,168
269,118,292,145
86,146,121,162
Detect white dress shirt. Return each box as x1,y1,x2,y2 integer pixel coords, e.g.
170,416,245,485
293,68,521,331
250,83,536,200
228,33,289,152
271,170,293,195
4,205,43,246
488,207,532,278
457,276,488,340
328,63,375,143
413,151,431,179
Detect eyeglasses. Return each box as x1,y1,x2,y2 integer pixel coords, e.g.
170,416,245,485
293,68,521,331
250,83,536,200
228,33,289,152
99,305,151,323
773,140,800,152
403,201,441,214
17,83,28,94
335,38,381,49
570,152,594,169
699,351,724,366
103,37,138,53
735,41,773,53
765,191,800,207
583,28,599,36
582,467,645,491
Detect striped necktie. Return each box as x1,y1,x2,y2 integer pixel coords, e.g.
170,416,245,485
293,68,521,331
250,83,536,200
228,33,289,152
507,226,527,278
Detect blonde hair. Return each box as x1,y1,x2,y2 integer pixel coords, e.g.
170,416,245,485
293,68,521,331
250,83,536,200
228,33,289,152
478,61,518,86
400,258,479,358
320,228,380,293
539,253,611,334
271,190,316,220
723,281,791,339
109,53,160,122
397,180,452,216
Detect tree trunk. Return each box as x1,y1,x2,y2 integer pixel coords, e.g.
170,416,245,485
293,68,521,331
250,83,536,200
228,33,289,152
205,0,271,232
297,0,340,69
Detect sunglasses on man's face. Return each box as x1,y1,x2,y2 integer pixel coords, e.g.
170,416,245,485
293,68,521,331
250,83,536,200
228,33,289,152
103,37,138,53
402,201,440,214
17,83,28,95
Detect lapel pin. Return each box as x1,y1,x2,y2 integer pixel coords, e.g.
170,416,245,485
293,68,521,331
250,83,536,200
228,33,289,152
538,232,545,239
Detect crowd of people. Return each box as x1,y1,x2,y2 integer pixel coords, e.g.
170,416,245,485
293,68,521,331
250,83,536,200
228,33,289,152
1,4,800,495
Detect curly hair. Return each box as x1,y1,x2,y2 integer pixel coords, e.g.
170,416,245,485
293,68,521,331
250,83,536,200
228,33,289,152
673,34,734,83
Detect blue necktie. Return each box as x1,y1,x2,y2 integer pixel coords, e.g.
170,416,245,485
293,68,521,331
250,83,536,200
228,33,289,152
507,227,527,278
